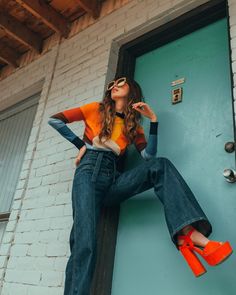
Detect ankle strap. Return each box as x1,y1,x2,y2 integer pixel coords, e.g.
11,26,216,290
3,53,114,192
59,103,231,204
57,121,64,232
178,227,195,247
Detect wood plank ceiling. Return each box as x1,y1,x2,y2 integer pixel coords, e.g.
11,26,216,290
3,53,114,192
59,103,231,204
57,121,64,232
0,0,104,70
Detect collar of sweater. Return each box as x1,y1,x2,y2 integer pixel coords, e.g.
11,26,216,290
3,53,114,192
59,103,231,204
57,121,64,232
115,111,125,119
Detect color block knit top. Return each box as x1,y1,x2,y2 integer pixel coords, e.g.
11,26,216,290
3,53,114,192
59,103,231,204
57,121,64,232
48,101,158,160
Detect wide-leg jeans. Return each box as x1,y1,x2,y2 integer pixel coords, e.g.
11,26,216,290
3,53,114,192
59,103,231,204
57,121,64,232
63,149,212,295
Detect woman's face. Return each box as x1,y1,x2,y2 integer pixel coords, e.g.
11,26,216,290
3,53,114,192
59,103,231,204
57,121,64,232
110,79,130,102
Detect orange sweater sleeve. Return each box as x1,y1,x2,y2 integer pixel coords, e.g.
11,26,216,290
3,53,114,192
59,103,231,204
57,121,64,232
61,101,99,123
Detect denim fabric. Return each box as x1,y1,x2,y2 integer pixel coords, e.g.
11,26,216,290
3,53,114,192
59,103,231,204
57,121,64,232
64,149,212,295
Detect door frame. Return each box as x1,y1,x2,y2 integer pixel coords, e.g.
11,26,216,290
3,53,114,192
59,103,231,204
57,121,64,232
91,1,235,294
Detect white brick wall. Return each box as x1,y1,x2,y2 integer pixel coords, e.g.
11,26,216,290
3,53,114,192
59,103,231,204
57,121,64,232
0,0,235,294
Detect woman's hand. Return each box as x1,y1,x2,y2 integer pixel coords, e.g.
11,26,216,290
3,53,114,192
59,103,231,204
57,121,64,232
132,102,157,122
75,145,87,167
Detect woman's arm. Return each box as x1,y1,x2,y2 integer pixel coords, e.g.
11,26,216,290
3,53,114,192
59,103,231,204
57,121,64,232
48,116,85,149
134,121,158,160
132,101,158,160
48,101,99,149
140,121,158,160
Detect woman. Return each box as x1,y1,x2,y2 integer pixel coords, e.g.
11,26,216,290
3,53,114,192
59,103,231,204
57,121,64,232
48,76,233,294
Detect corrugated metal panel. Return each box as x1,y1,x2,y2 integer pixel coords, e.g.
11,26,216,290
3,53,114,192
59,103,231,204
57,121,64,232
0,93,40,213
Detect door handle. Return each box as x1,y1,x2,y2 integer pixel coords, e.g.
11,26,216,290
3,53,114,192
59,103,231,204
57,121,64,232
223,168,236,183
224,142,236,153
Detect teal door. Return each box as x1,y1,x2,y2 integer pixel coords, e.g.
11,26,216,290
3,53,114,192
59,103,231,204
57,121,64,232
111,18,236,295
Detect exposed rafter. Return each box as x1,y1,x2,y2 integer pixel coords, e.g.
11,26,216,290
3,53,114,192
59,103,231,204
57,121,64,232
0,12,42,53
15,0,70,38
0,0,104,75
76,0,101,19
0,43,19,68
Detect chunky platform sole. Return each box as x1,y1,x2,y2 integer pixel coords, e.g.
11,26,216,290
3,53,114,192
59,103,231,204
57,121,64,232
179,245,207,277
200,241,233,266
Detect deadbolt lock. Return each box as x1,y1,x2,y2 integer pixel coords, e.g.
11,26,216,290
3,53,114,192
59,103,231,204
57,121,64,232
172,87,183,104
223,168,236,183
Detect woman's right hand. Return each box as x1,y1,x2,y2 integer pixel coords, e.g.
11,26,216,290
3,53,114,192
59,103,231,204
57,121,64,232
75,145,87,167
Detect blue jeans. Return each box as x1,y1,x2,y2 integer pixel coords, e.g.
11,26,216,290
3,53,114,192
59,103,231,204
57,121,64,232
64,149,212,295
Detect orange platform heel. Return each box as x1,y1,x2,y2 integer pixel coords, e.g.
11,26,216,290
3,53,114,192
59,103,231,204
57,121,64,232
190,239,233,266
178,227,233,277
178,228,206,277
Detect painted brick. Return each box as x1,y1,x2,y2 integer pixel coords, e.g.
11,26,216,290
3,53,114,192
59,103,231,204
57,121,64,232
40,270,63,287
1,282,28,295
12,256,35,270
58,229,70,243
10,244,29,257
42,172,60,185
13,189,24,200
43,205,65,218
4,269,41,285
16,220,33,232
27,176,42,189
38,196,55,208
26,285,62,295
54,256,68,271
34,257,55,271
49,182,70,195
0,256,7,268
38,230,60,243
8,210,19,221
14,231,39,244
5,220,17,232
32,218,51,231
63,204,72,216
6,256,18,270
27,186,49,199
50,216,72,230
1,232,13,244
47,152,66,164
46,243,68,257
35,165,53,177
28,243,47,257
54,193,70,205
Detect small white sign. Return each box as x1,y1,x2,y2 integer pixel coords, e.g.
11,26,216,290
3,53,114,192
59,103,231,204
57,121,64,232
171,78,185,86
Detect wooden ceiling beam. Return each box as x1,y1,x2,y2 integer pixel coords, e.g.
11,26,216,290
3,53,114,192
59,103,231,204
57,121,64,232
0,43,19,68
0,12,42,53
15,0,70,38
76,0,101,19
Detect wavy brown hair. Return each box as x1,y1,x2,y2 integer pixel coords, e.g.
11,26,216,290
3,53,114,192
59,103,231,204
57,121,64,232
98,75,145,144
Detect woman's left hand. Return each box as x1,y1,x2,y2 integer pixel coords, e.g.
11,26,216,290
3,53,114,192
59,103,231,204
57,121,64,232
75,145,87,167
132,102,157,122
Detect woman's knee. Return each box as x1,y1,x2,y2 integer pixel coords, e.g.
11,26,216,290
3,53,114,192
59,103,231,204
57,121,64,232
157,156,172,163
148,156,171,165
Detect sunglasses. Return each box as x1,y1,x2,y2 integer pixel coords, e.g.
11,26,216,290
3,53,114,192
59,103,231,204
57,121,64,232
106,77,127,91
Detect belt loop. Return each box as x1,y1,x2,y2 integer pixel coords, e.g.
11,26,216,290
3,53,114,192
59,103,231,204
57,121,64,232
91,152,103,183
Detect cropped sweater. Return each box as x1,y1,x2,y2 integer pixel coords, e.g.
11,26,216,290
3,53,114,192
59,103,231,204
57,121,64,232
48,101,158,160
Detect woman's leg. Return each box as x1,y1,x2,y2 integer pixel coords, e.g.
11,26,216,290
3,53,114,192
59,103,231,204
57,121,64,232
64,222,75,295
64,149,115,295
63,170,103,295
103,156,212,248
